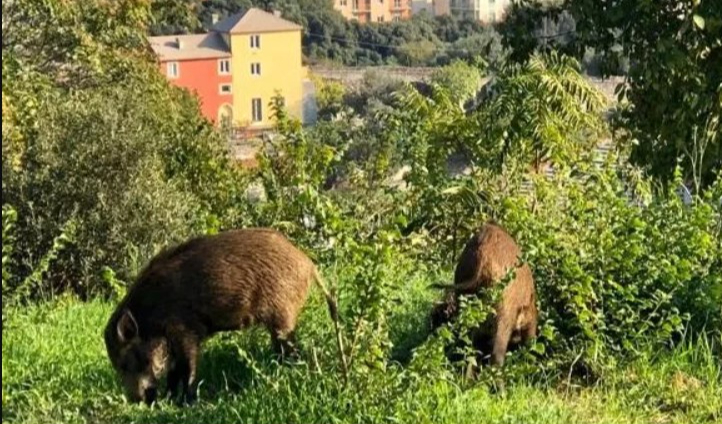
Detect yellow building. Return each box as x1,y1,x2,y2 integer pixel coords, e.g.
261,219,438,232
212,9,304,129
149,8,305,130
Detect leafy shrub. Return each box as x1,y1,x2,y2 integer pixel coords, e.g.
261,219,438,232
278,53,720,380
429,60,484,107
2,205,76,311
4,86,201,295
2,205,17,298
495,165,722,376
2,0,249,297
311,76,347,120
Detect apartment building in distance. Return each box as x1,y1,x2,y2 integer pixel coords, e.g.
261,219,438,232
335,0,510,24
434,0,512,23
149,8,305,129
334,0,413,23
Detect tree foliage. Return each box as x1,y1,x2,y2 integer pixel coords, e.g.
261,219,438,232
254,56,721,379
567,0,722,188
3,0,249,296
430,60,484,107
501,0,721,188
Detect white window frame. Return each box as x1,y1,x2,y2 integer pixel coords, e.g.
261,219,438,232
252,98,263,122
251,62,261,76
250,34,260,49
219,84,232,95
166,61,179,79
218,59,231,75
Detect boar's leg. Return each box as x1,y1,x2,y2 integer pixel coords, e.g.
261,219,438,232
167,367,181,400
520,308,538,345
490,309,515,367
269,313,299,360
168,334,200,404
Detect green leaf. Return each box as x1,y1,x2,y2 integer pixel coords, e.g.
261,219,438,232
693,15,706,30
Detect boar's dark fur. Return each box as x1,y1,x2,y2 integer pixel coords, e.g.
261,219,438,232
430,221,538,367
104,228,343,404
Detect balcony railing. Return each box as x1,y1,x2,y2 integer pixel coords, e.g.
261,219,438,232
352,1,371,11
391,1,409,10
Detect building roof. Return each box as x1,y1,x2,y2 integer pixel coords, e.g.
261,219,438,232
211,8,302,34
148,33,230,61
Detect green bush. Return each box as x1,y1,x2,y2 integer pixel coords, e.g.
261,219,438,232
2,205,17,303
429,60,484,107
2,0,249,297
497,165,721,374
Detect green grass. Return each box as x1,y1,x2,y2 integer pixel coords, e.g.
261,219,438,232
3,292,721,424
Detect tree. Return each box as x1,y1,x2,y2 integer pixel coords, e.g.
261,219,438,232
566,0,721,188
149,0,202,35
429,60,484,107
480,52,607,172
3,0,249,296
499,1,576,63
396,40,438,66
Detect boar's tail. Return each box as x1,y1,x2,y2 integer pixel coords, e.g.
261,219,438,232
312,267,349,381
313,268,339,322
429,279,478,293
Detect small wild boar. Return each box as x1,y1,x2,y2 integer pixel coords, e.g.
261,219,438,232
430,221,538,367
104,228,344,404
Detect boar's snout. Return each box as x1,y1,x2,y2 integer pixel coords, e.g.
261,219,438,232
105,309,168,406
142,386,158,405
123,374,159,405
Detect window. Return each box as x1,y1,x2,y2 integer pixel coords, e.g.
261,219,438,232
251,62,261,76
394,0,401,7
377,16,384,22
250,34,260,49
340,0,347,5
219,84,232,95
166,61,179,78
252,98,263,122
392,13,401,22
218,59,230,74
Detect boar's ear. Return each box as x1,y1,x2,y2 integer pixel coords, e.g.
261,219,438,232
117,309,139,342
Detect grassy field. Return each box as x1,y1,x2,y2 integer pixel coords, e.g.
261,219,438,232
3,283,721,424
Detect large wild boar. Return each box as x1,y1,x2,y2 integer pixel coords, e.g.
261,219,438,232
104,228,345,404
431,221,538,367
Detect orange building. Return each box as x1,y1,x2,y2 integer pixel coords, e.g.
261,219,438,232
334,0,412,23
149,33,234,124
